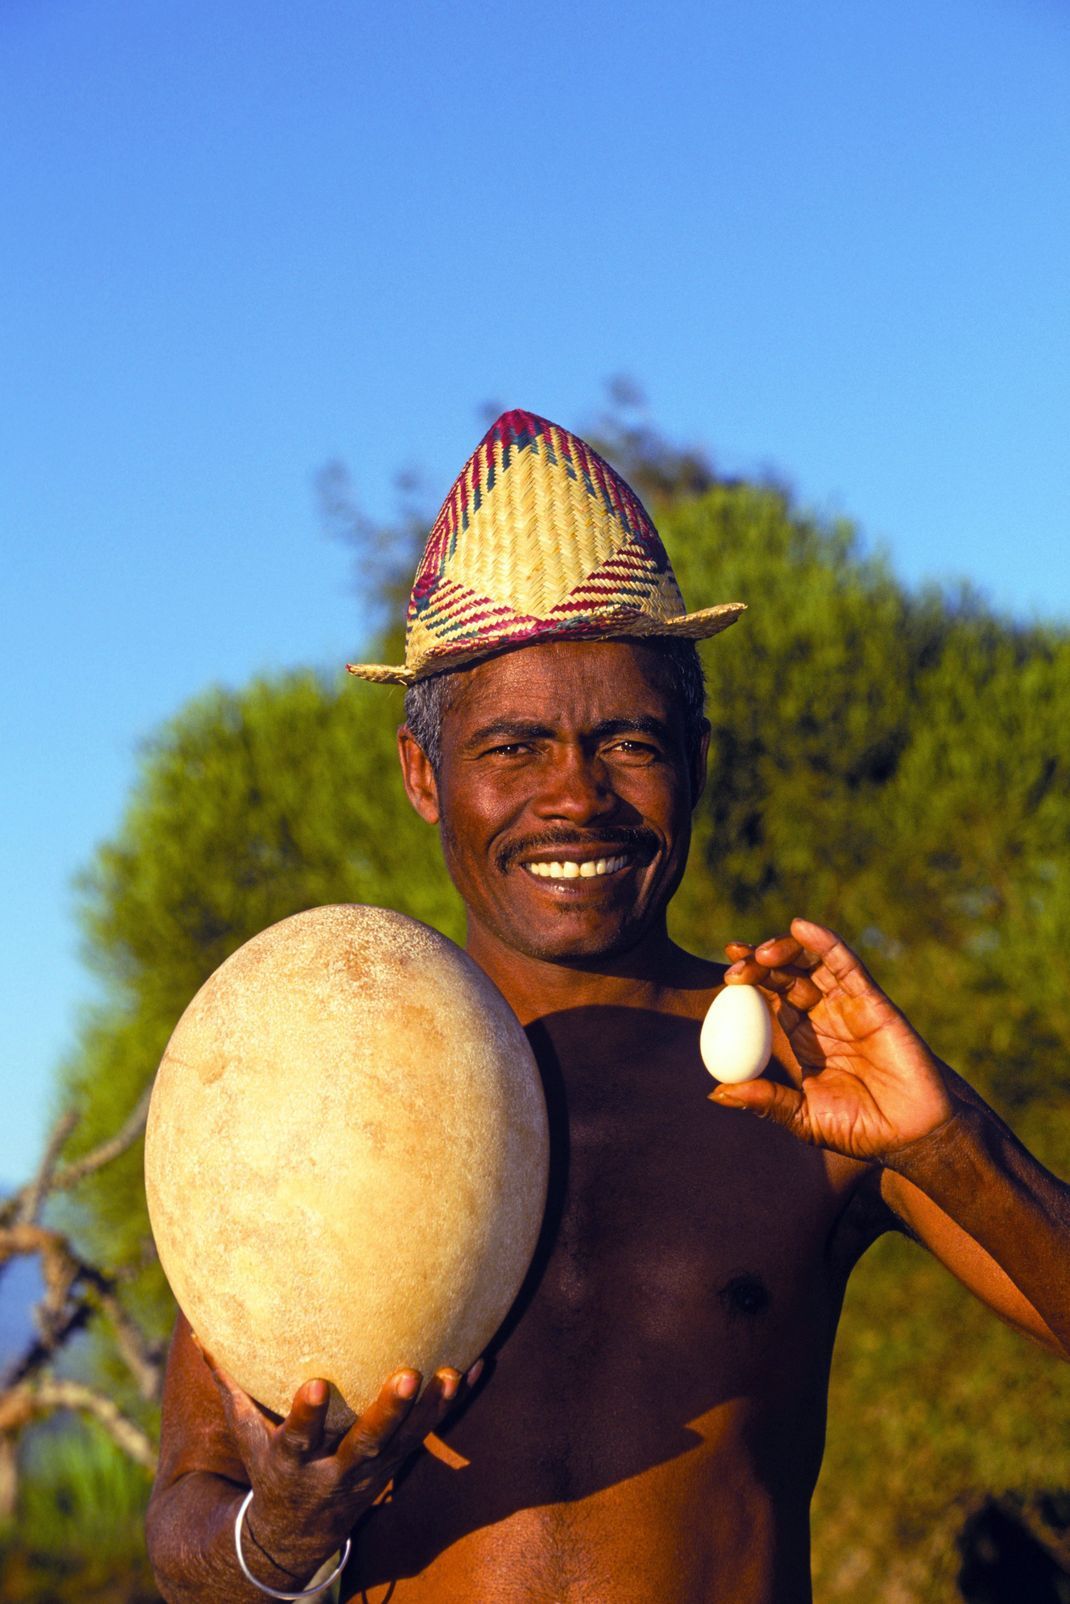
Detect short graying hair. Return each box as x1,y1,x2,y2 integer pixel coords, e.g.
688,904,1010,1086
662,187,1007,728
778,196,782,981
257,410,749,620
403,638,707,772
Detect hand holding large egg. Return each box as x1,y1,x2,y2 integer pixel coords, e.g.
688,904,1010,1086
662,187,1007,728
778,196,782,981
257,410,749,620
144,905,549,1429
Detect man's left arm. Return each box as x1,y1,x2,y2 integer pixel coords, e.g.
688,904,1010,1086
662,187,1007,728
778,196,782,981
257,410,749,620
878,1073,1070,1356
711,918,1070,1360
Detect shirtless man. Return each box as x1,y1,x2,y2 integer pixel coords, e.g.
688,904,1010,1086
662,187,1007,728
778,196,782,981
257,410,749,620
146,412,1070,1603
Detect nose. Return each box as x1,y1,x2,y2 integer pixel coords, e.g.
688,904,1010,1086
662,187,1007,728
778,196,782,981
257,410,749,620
531,744,619,826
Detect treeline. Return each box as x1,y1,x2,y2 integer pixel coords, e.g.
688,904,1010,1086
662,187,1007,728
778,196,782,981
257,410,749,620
8,418,1070,1599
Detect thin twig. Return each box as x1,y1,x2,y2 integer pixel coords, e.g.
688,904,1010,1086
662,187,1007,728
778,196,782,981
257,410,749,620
0,1224,81,1355
0,1080,166,1498
17,1108,80,1226
0,1228,163,1396
0,1085,152,1227
0,1379,157,1472
1,1293,93,1389
0,1222,75,1268
95,1285,166,1402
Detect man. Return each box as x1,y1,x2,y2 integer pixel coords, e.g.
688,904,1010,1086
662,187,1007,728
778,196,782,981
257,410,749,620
147,410,1070,1603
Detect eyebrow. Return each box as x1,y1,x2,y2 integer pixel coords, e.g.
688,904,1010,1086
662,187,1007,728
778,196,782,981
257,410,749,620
461,720,556,751
462,715,675,751
591,716,675,743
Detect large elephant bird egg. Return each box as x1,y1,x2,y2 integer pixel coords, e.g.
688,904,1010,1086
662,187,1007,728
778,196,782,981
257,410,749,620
144,905,549,1428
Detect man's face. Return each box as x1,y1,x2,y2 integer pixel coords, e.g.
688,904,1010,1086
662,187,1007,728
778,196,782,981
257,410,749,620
399,639,708,967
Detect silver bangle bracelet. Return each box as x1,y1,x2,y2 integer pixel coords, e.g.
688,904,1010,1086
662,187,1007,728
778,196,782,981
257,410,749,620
234,1488,353,1600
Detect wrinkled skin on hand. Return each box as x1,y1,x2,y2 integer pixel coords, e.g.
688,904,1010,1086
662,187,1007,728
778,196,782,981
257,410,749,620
198,1335,482,1582
712,917,956,1162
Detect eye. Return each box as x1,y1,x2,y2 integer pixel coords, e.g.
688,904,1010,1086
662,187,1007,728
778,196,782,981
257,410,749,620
605,739,661,762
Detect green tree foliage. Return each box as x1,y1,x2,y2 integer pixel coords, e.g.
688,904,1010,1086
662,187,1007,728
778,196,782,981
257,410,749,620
40,403,1070,1600
663,487,1070,1116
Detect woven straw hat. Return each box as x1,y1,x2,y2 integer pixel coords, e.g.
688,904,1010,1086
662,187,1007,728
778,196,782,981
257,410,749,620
347,408,745,685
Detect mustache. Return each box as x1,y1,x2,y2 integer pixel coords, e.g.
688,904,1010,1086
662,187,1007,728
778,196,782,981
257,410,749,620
497,826,658,874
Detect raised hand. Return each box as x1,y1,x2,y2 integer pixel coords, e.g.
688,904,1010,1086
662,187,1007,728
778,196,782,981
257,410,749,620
201,1342,480,1588
711,917,956,1162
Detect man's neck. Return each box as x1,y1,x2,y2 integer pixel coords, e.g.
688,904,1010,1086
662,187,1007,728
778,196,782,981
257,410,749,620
464,920,715,1026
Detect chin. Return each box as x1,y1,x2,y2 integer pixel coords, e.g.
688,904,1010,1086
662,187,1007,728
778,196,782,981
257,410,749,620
499,914,649,965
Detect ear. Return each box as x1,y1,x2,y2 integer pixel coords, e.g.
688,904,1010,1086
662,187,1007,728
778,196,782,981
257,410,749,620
690,720,711,809
397,726,441,824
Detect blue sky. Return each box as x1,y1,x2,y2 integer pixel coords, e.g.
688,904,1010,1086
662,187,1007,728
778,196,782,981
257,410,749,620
2,0,1068,1184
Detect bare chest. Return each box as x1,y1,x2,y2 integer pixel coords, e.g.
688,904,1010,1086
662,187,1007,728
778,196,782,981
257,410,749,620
348,1025,854,1599
534,1038,849,1336
443,1028,861,1468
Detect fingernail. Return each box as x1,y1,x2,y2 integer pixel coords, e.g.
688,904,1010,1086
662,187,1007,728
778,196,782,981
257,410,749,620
466,1359,484,1386
725,962,745,977
439,1369,461,1401
710,1090,745,1107
396,1371,419,1399
304,1379,327,1406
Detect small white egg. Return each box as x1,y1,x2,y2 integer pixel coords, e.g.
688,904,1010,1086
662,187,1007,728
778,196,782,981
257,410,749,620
700,984,773,1084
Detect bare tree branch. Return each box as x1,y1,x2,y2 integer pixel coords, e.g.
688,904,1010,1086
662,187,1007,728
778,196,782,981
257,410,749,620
0,1379,157,1472
18,1108,80,1226
0,1223,81,1352
0,1222,76,1268
95,1285,166,1402
1,1284,93,1389
0,1085,152,1228
0,1225,164,1400
0,1085,164,1525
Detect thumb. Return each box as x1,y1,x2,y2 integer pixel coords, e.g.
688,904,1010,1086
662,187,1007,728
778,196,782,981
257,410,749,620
709,1078,807,1134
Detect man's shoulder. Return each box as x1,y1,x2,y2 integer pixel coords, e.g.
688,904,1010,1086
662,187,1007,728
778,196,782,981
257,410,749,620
663,944,728,1020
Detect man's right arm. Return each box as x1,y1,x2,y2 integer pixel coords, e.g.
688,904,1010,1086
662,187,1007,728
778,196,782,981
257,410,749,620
146,1314,472,1603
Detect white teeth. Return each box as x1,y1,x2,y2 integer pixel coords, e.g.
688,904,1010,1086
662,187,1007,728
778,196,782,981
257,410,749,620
524,854,629,881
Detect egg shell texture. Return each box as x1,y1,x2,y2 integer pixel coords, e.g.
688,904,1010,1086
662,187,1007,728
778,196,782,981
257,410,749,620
699,984,773,1084
144,904,549,1426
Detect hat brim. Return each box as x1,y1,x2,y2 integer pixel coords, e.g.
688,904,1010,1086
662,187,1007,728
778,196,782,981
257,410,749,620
346,602,747,686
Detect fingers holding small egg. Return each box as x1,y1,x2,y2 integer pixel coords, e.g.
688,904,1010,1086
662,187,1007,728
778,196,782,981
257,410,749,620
700,985,773,1084
725,932,826,1014
753,933,809,966
726,960,821,1012
754,936,823,983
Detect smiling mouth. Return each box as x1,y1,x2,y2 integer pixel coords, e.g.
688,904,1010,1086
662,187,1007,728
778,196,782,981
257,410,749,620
522,854,631,881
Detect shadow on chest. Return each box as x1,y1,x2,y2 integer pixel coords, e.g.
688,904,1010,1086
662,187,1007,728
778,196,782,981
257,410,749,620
518,1006,844,1347
352,1005,857,1584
